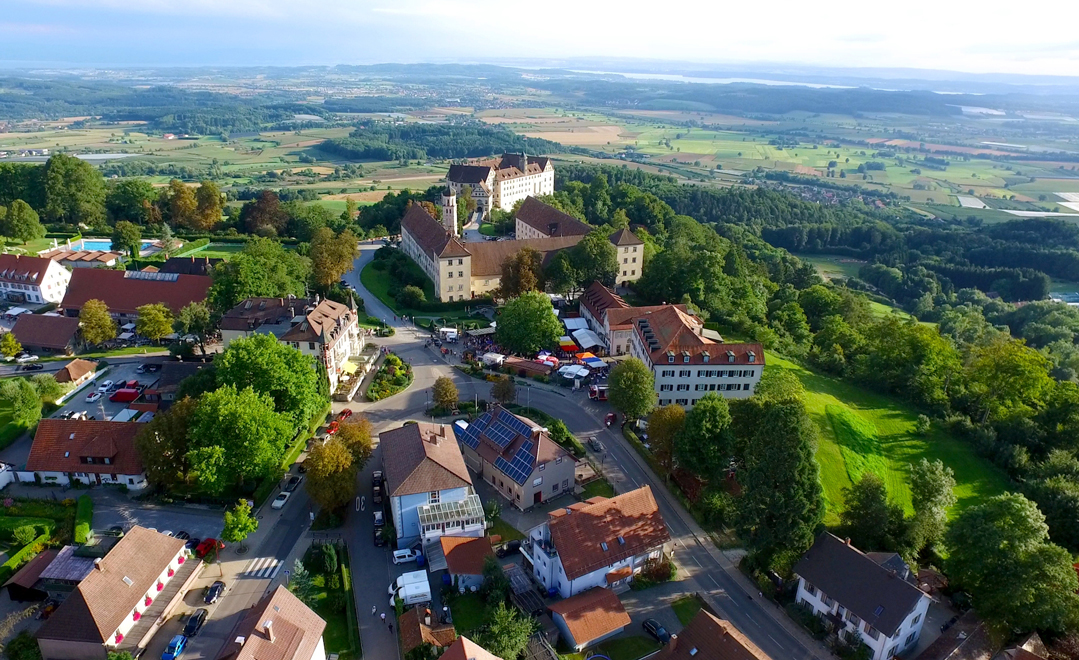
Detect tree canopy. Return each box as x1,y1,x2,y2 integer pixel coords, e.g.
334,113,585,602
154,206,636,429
608,358,655,420
215,333,322,429
79,299,117,345
208,237,310,312
495,291,563,355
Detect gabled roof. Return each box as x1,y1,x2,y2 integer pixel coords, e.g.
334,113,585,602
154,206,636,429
27,419,144,476
11,314,79,350
55,359,96,383
608,227,643,246
441,536,495,576
159,256,223,276
447,164,495,185
632,305,763,367
547,587,630,646
399,606,457,655
61,269,211,315
453,406,569,486
548,486,669,580
3,548,57,590
37,527,185,644
220,297,313,332
441,636,504,660
215,586,326,660
515,197,592,238
278,298,355,345
606,304,687,331
466,235,582,277
379,422,472,497
913,611,994,660
794,533,929,637
579,281,628,321
401,204,471,259
149,362,205,395
657,610,772,660
0,254,53,286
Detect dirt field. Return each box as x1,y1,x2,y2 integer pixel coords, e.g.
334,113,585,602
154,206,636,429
322,191,390,202
619,110,776,126
522,125,627,145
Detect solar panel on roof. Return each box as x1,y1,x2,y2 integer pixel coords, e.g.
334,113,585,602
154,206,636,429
498,409,535,437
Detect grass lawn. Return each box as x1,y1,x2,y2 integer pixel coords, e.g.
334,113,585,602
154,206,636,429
581,477,616,499
478,223,498,236
767,353,1011,525
312,574,352,659
193,243,245,259
670,595,704,626
359,261,439,317
488,517,524,542
562,636,661,660
449,592,486,635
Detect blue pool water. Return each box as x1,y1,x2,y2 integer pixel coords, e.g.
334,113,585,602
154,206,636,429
73,239,154,252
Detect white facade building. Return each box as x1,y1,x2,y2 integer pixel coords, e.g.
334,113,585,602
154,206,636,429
447,153,554,217
0,254,70,305
794,534,931,660
280,297,364,393
524,486,669,598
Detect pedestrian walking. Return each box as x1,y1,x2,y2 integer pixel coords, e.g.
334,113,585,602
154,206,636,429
380,612,386,623
371,605,377,616
388,623,394,634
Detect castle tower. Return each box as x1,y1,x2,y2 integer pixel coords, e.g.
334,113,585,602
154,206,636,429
441,186,458,236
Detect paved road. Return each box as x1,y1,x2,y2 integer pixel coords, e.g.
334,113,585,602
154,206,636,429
340,241,825,660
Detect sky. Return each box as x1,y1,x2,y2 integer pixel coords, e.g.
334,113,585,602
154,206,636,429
1,0,1078,78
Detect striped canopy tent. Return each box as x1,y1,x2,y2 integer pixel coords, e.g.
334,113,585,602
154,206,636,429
559,336,577,351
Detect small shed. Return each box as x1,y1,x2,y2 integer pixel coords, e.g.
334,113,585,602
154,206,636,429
3,549,57,602
441,536,495,591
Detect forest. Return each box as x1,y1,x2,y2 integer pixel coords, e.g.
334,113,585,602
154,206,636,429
319,121,563,161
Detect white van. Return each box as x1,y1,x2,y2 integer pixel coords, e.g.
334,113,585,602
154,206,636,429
388,570,428,595
389,581,432,608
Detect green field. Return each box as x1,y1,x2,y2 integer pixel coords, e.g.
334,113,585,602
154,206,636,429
793,253,866,281
767,353,1011,524
191,243,245,259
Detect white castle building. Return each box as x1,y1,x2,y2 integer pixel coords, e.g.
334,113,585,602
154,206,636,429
446,153,555,219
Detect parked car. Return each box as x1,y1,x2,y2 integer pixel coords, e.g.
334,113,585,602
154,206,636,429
326,421,339,435
185,537,201,551
21,363,43,371
284,475,302,492
588,437,604,452
174,531,190,541
372,484,383,505
204,581,225,604
643,619,672,645
109,389,140,403
85,392,102,404
372,470,384,488
373,511,384,527
373,528,386,547
97,380,114,393
161,635,187,660
135,364,146,374
146,363,161,372
271,492,291,510
496,540,521,558
297,462,307,474
392,549,420,565
15,354,38,363
183,609,208,637
195,538,222,558
338,408,353,421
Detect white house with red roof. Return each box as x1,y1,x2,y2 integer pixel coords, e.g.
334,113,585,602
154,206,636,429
0,254,70,305
447,153,554,217
25,419,148,490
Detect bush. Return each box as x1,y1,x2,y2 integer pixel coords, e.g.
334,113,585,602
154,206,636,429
0,517,54,542
366,353,413,401
630,556,676,590
5,630,42,660
12,525,37,546
695,488,736,528
74,495,93,544
785,602,828,640
396,285,426,308
0,533,49,585
915,414,932,435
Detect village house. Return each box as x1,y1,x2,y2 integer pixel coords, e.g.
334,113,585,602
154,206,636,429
379,422,484,549
25,419,148,490
547,587,631,652
0,254,70,305
53,359,96,387
794,533,931,660
440,636,504,660
36,527,199,660
655,609,773,660
399,200,643,302
439,535,495,591
60,269,211,321
40,248,121,269
398,606,457,657
447,153,554,218
578,281,688,356
514,197,592,240
278,297,363,393
220,296,314,346
454,406,574,511
158,256,222,276
11,314,80,355
525,486,670,598
140,362,205,409
214,585,327,660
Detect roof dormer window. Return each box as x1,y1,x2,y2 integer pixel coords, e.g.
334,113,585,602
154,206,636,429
667,353,674,363
727,350,736,363
702,352,710,363
748,351,756,363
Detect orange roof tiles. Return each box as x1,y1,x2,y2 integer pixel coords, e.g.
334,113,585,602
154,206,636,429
27,419,144,476
656,610,773,660
548,587,630,646
441,536,495,577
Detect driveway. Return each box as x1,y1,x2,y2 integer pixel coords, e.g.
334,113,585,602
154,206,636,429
93,504,224,540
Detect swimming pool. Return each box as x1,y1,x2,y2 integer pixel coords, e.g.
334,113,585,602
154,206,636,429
72,239,155,252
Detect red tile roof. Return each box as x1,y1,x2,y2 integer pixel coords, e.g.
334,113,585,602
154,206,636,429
657,610,773,660
466,236,582,277
278,298,355,346
55,358,96,383
547,587,630,646
631,306,763,366
608,227,643,246
27,419,144,476
441,536,495,576
548,486,669,580
399,606,457,654
61,269,211,316
440,636,504,660
379,422,472,497
515,197,592,238
0,254,52,286
579,281,628,321
401,204,470,259
215,586,326,660
11,314,79,350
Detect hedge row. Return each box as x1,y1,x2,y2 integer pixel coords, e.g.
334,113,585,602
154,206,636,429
0,517,55,542
0,533,50,586
172,238,211,257
74,495,93,544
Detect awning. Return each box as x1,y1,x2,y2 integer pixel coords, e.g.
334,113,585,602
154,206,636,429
341,361,359,374
467,326,496,336
6,307,28,316
559,336,577,350
558,365,590,379
572,329,602,350
118,332,134,340
120,323,136,330
576,352,596,360
583,357,605,368
562,318,588,331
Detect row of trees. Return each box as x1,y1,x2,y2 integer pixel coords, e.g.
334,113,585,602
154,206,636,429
77,298,214,351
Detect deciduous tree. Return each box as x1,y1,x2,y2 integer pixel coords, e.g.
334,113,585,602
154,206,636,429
491,376,516,406
0,333,21,359
945,493,1079,634
839,473,911,555
966,336,1055,423
608,358,655,421
193,180,222,231
106,179,157,224
0,379,41,428
570,228,618,286
648,404,685,479
674,393,733,480
215,333,322,428
305,438,356,511
477,602,533,660
497,248,543,299
30,374,63,403
241,190,288,235
43,154,106,227
909,458,957,550
544,251,579,296
0,200,45,243
310,227,358,289
79,299,116,346
495,291,562,355
335,417,374,465
136,396,197,488
135,303,174,342
221,499,259,551
111,221,142,259
433,376,458,410
176,302,214,355
165,179,197,229
208,237,310,312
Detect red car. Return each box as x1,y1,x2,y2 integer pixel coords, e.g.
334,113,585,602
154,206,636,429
326,421,340,435
338,409,353,421
195,538,224,558
604,412,618,427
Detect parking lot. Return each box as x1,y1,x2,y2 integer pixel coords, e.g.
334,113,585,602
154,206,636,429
93,504,224,541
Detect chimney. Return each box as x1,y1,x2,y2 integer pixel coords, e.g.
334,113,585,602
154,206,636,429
94,558,103,571
845,537,851,546
424,609,432,626
263,620,275,644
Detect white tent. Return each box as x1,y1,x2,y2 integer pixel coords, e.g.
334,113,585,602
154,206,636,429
482,352,506,366
571,329,602,350
118,332,134,340
5,307,28,317
562,318,588,331
558,365,590,379
120,323,136,331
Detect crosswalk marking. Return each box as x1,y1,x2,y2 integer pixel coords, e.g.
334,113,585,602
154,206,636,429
241,556,283,579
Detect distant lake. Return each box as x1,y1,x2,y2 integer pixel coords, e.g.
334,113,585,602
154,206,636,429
569,70,854,89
